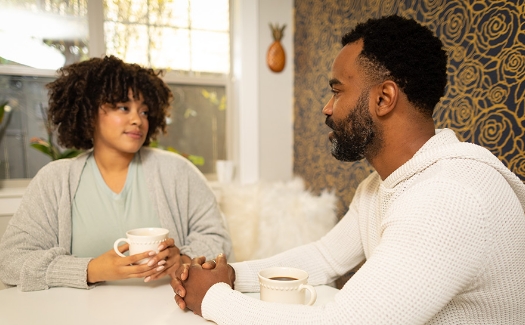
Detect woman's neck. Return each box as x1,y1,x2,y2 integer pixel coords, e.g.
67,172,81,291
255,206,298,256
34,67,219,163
92,148,137,193
93,148,135,172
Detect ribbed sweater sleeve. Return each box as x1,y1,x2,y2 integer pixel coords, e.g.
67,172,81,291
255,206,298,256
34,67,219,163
230,198,365,293
0,158,94,291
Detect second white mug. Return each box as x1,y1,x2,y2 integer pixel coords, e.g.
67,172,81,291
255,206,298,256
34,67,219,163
258,266,317,305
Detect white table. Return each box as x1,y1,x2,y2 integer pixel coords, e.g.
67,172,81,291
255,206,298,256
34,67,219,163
0,278,339,324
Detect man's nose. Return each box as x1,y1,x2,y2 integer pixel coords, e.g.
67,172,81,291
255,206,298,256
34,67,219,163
322,97,333,115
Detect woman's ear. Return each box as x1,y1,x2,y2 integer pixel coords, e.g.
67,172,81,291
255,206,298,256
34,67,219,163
372,80,398,117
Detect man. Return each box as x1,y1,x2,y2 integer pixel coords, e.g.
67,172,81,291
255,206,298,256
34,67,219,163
171,15,525,324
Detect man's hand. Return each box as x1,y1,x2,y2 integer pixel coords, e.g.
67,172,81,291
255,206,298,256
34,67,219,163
171,254,235,316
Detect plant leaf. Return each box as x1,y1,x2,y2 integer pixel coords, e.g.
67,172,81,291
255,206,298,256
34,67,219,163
58,149,83,159
149,140,160,148
30,143,53,157
187,155,205,166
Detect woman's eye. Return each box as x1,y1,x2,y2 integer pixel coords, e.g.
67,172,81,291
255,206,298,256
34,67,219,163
141,110,149,116
117,105,128,111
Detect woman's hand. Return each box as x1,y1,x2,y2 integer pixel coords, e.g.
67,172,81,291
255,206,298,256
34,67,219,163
142,238,191,282
86,238,189,284
87,243,162,283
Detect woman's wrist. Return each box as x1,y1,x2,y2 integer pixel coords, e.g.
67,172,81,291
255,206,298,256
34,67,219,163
86,259,100,284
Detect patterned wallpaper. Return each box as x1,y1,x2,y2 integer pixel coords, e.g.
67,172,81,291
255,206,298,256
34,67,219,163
294,0,525,218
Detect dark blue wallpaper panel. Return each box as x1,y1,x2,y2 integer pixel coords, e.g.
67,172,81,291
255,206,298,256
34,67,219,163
294,0,525,217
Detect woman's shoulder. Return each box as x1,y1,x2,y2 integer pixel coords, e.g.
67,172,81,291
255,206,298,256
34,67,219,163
36,158,71,176
140,147,192,166
33,152,89,182
140,147,204,178
140,148,216,200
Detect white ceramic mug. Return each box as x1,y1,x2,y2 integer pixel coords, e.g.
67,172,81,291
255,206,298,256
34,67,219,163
258,267,317,305
113,227,169,265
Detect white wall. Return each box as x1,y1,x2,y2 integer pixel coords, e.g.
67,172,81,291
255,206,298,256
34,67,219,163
232,0,294,184
258,0,294,182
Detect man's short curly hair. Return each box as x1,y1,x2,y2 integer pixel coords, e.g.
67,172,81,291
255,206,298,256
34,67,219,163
46,55,173,150
342,15,448,116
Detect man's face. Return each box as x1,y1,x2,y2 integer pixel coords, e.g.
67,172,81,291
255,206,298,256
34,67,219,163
322,40,381,162
325,89,375,161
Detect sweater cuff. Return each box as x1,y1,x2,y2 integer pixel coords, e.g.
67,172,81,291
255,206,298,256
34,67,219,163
201,282,237,321
230,261,259,292
46,256,94,289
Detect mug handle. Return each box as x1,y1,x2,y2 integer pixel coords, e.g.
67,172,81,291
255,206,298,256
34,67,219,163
113,238,129,257
299,284,317,306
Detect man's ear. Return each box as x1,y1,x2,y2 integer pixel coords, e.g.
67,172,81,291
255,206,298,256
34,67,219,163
372,80,398,117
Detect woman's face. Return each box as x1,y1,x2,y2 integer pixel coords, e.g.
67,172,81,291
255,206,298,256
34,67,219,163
93,89,149,156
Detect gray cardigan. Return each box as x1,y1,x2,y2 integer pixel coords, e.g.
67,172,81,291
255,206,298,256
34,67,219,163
0,147,232,291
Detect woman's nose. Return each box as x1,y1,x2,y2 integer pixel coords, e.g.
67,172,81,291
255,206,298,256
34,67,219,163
130,109,142,125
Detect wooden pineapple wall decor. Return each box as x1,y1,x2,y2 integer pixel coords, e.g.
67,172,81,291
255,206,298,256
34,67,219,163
267,23,286,73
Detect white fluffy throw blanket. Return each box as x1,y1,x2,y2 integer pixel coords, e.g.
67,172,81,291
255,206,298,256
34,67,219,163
219,177,338,262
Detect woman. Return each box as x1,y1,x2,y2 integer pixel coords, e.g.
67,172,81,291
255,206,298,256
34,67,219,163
0,55,232,291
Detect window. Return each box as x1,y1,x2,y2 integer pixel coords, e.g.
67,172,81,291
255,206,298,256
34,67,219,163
0,0,230,179
0,75,56,179
157,84,227,174
104,0,230,73
0,0,89,69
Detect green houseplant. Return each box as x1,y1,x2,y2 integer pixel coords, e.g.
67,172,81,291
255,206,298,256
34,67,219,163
29,104,83,161
29,137,83,161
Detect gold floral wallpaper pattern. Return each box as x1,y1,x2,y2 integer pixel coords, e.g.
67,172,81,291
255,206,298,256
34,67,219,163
294,0,525,218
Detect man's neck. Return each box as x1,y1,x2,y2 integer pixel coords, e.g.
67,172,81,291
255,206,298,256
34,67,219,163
368,122,435,180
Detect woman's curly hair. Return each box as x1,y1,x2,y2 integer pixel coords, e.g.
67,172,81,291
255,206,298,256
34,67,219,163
342,15,448,117
46,55,173,150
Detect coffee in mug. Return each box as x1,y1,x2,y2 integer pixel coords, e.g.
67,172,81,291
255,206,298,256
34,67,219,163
258,267,317,305
113,227,169,265
269,276,298,281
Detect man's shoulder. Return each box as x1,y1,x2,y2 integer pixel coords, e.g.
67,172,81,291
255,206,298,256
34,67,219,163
355,171,382,196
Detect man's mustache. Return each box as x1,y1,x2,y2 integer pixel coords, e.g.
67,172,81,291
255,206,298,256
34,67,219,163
325,116,336,130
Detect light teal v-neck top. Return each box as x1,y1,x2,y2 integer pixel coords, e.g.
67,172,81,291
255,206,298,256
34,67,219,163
71,152,160,258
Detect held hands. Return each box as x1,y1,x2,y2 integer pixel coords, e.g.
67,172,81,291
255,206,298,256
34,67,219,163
171,254,235,316
87,238,189,284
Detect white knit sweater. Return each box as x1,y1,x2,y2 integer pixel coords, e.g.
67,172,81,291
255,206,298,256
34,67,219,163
201,129,525,324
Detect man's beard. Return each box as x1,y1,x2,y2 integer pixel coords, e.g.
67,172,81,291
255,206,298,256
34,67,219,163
326,90,380,162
